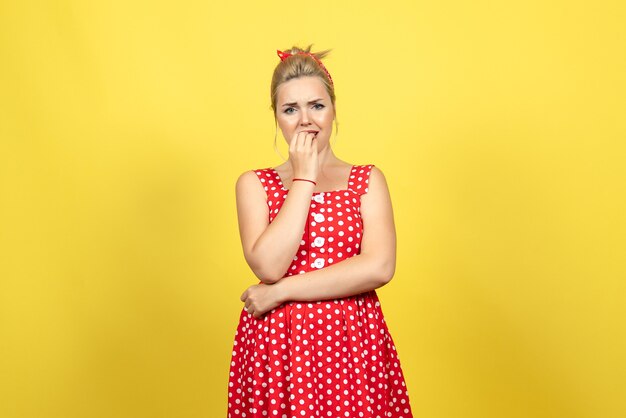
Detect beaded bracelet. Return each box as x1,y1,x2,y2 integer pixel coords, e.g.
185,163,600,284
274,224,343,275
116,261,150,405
293,178,317,185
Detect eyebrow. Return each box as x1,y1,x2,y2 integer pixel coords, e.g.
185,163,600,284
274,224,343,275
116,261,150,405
281,98,324,107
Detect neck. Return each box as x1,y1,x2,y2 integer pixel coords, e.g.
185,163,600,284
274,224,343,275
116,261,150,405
315,144,340,169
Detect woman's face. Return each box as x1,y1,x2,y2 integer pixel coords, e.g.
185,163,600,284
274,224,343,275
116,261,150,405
275,76,335,151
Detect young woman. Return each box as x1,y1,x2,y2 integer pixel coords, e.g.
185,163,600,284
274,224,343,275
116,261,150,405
227,45,413,418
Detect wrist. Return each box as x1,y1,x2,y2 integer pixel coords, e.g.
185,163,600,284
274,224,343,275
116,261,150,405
273,278,291,304
292,171,317,182
290,179,316,191
292,177,317,186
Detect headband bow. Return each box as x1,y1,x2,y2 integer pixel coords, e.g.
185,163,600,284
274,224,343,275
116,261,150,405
276,49,334,87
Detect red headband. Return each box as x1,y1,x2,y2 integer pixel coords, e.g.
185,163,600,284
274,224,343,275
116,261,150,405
277,49,334,87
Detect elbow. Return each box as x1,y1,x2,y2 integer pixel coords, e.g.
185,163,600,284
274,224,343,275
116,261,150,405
377,257,396,285
248,261,285,284
244,244,286,284
257,271,284,284
244,250,283,283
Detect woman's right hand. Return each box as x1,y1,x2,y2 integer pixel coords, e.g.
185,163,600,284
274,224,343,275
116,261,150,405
288,131,318,182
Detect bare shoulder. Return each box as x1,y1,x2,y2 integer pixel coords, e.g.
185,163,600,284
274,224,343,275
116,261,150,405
369,165,387,182
236,169,261,189
236,169,265,193
235,170,267,205
365,165,390,196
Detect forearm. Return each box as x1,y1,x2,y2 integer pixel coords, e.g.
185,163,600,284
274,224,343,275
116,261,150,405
248,181,315,282
274,253,394,302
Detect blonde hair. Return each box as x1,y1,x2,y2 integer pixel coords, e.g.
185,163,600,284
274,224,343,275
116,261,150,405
270,44,336,117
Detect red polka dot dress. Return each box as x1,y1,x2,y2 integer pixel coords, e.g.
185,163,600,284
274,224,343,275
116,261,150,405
227,164,413,418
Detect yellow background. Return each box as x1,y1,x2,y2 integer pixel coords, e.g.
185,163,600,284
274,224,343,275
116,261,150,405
1,1,625,417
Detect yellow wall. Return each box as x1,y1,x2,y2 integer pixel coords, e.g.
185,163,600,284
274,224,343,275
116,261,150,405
1,1,624,417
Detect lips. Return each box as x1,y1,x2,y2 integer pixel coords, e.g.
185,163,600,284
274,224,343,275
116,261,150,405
302,130,319,136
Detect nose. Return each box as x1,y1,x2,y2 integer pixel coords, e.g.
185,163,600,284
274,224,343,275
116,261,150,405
299,108,312,126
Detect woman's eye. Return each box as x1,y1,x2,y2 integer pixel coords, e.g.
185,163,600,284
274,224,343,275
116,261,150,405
283,104,323,114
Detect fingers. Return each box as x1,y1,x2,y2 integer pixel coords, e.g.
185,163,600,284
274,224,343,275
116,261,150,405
302,132,316,150
290,131,317,152
289,133,318,181
241,288,255,316
243,304,260,318
240,283,273,319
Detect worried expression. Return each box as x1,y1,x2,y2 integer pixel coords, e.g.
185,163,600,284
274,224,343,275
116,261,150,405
276,76,335,150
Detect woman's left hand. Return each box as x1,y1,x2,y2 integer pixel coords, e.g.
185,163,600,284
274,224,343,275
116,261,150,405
240,282,285,319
